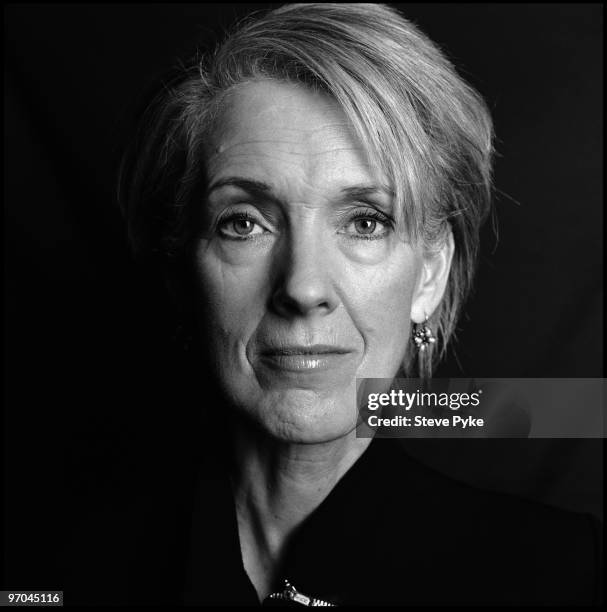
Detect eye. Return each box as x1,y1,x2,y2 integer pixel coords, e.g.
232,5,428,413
217,212,267,240
353,218,378,235
339,209,392,240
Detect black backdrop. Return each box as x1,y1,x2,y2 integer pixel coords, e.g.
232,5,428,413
4,3,603,593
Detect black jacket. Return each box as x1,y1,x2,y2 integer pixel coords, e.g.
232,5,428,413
62,437,602,606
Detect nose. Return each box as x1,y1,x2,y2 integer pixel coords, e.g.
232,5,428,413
270,227,339,318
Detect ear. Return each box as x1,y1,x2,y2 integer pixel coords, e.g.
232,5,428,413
411,230,454,324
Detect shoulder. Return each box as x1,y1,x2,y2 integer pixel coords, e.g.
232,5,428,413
369,440,603,605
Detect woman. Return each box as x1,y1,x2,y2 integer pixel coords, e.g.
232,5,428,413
66,3,600,606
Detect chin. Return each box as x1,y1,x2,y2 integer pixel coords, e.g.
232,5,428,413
241,388,359,444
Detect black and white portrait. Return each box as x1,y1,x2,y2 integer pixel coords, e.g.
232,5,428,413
4,4,603,606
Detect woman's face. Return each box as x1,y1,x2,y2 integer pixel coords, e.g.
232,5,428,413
194,80,425,443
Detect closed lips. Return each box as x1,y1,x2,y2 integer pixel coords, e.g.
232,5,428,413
262,345,352,355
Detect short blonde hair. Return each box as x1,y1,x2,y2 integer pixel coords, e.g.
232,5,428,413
119,3,494,377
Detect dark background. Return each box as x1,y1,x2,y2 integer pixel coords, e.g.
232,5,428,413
4,3,603,592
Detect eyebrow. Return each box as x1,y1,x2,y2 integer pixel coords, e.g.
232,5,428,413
339,185,394,202
206,177,276,200
206,177,393,205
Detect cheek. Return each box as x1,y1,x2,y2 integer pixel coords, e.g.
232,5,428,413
193,240,268,355
346,250,418,368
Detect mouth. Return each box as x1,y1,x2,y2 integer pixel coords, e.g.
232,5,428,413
258,345,356,373
262,344,352,356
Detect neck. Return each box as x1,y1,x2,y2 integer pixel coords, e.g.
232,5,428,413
229,415,371,600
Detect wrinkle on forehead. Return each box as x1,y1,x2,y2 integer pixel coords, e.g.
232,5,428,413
204,80,387,199
209,81,359,150
210,126,364,160
208,143,370,175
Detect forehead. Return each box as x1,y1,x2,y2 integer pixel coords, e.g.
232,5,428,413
205,80,383,196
